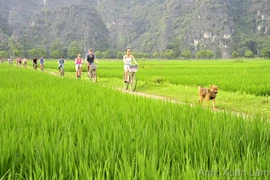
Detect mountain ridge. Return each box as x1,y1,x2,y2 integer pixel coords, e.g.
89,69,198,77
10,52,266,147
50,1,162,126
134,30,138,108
0,0,269,58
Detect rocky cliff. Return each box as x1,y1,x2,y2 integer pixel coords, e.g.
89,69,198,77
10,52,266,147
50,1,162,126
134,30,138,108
0,0,269,58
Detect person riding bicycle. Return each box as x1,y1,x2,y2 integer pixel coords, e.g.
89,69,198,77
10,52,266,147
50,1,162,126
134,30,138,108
123,48,138,83
8,58,12,65
17,57,22,66
40,56,45,70
58,57,66,72
75,54,83,79
32,57,38,69
85,49,98,75
22,57,27,67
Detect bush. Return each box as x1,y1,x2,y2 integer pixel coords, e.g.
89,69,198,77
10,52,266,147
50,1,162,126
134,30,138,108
181,50,192,59
261,48,270,59
231,51,239,58
0,51,9,58
244,50,253,58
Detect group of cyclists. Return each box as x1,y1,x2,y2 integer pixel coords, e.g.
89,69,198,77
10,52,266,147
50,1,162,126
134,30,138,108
57,48,98,79
1,48,139,81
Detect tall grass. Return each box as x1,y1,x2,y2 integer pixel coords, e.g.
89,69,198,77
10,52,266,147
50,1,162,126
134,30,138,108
1,64,270,179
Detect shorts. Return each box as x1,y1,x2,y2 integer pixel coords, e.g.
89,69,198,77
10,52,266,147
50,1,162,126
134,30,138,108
75,64,82,71
59,64,64,68
124,64,131,71
40,62,44,65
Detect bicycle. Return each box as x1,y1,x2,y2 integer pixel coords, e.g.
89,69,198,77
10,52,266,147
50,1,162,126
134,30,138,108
59,65,64,76
33,63,37,70
124,65,138,92
40,64,44,72
88,64,97,82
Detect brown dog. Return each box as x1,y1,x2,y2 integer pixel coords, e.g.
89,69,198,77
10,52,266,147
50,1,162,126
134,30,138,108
198,85,219,109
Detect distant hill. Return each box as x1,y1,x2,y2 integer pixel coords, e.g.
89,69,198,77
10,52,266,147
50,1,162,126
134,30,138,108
0,0,269,58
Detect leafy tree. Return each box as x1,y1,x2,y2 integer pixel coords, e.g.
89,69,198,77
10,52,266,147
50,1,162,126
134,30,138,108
28,48,38,57
196,49,214,59
50,39,64,52
181,50,192,59
68,41,81,59
0,51,9,58
109,50,117,59
133,52,148,58
196,50,206,59
261,48,270,59
8,38,23,56
14,49,23,57
161,50,174,59
51,50,64,58
117,52,124,59
231,51,239,58
95,51,101,58
37,48,47,57
205,49,214,59
238,46,250,57
244,40,257,54
152,52,159,59
244,50,253,58
101,51,111,59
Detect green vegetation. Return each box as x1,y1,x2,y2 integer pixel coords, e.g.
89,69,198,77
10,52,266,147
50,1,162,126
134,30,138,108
1,60,270,179
1,0,269,59
20,58,270,118
0,51,8,58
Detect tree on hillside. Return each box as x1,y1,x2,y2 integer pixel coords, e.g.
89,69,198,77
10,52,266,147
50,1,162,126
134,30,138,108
205,49,214,59
152,52,159,59
196,49,214,59
231,51,239,58
238,46,250,57
261,48,270,59
37,48,47,57
68,41,81,59
117,52,124,59
161,50,174,59
14,49,22,57
244,50,253,58
101,51,111,59
95,51,101,58
28,48,38,57
50,39,64,52
181,50,192,59
51,50,64,58
0,51,9,58
8,38,23,57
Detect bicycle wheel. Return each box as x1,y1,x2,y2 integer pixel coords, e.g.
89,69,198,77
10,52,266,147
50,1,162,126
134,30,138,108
124,72,129,90
92,70,97,82
129,73,137,92
61,67,64,76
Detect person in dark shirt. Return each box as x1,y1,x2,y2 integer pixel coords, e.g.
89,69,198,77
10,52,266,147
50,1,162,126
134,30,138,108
33,57,38,69
85,48,98,74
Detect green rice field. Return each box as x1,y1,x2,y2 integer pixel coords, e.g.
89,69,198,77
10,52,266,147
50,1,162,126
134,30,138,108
0,59,270,179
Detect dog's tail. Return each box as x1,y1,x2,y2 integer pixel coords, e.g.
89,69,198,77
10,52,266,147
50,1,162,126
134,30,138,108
198,86,201,90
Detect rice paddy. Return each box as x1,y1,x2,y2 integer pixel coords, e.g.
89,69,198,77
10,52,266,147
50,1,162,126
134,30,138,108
0,59,270,179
